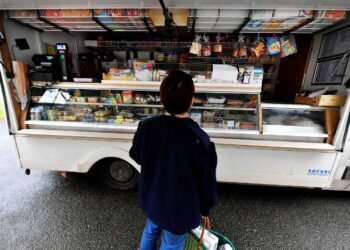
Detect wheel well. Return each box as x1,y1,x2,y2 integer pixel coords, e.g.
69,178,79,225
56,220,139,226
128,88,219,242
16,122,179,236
88,157,117,174
88,157,138,174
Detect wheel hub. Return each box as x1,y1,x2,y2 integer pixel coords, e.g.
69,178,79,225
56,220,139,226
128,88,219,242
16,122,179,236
108,161,133,183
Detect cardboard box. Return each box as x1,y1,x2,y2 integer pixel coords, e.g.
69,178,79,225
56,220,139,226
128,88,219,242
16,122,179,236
295,95,346,107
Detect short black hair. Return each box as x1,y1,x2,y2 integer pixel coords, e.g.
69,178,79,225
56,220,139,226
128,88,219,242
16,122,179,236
160,70,194,115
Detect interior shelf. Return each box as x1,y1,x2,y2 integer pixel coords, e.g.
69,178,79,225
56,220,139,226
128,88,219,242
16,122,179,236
32,81,261,94
33,101,257,112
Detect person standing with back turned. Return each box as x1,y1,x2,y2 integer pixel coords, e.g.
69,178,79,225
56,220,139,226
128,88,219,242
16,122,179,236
129,70,217,250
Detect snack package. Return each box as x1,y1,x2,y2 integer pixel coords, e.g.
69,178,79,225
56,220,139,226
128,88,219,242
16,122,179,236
190,112,202,126
133,60,153,81
232,42,239,58
213,33,223,54
121,91,133,104
249,66,264,85
280,35,297,58
266,36,281,55
190,35,202,56
202,35,211,57
251,39,265,58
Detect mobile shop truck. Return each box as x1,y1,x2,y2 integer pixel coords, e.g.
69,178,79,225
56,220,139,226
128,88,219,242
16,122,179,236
0,1,350,191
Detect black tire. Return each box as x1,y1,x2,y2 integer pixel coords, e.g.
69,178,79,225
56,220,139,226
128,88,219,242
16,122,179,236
99,159,139,190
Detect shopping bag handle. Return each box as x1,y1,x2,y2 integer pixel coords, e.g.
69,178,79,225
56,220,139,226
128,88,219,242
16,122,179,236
198,216,211,250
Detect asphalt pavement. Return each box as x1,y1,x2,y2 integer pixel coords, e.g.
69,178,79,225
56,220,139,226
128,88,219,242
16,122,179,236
1,119,350,250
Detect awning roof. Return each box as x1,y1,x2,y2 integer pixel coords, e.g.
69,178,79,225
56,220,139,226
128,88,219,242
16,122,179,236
0,0,349,10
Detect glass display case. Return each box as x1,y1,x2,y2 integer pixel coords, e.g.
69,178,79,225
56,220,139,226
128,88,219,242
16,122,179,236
261,103,330,143
27,81,261,138
27,84,336,143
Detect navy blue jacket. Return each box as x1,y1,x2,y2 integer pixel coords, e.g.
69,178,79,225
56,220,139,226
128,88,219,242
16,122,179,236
129,115,217,234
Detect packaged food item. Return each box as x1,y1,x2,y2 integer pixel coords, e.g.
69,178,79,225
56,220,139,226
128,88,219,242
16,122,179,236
213,33,223,54
191,226,219,250
238,36,248,58
74,90,81,97
116,93,123,104
266,36,281,55
251,39,265,58
133,60,154,81
190,112,202,125
227,120,235,129
226,100,244,108
237,66,245,83
88,97,98,103
47,109,59,121
190,35,202,56
232,42,239,58
240,122,256,129
249,66,264,85
202,35,211,57
242,66,253,84
156,52,164,62
193,97,203,105
122,91,133,104
76,97,87,103
207,96,226,104
280,34,297,58
203,111,215,123
218,244,234,250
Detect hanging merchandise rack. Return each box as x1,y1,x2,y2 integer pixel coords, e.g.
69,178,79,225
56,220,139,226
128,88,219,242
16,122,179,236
39,9,106,32
240,10,314,34
187,9,349,34
293,10,348,34
188,9,250,33
8,10,60,32
8,8,157,33
93,9,157,32
84,40,192,52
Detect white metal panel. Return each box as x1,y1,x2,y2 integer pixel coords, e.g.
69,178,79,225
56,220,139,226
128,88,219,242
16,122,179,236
15,133,338,189
15,135,137,172
0,0,349,10
216,146,337,188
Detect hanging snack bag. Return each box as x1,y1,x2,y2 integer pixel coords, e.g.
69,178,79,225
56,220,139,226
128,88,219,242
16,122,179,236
238,37,248,58
202,35,212,57
266,36,281,55
190,35,202,56
251,39,265,58
232,42,239,58
280,34,298,58
213,33,223,54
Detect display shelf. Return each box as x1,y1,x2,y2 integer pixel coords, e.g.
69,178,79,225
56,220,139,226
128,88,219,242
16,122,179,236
26,120,137,132
25,120,259,137
33,101,256,112
261,103,337,111
35,81,261,94
263,125,328,139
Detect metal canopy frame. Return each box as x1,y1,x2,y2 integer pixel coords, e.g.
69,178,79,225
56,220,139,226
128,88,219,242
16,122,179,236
6,8,350,35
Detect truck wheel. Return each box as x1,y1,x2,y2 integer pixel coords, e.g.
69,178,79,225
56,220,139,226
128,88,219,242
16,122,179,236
99,159,139,190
